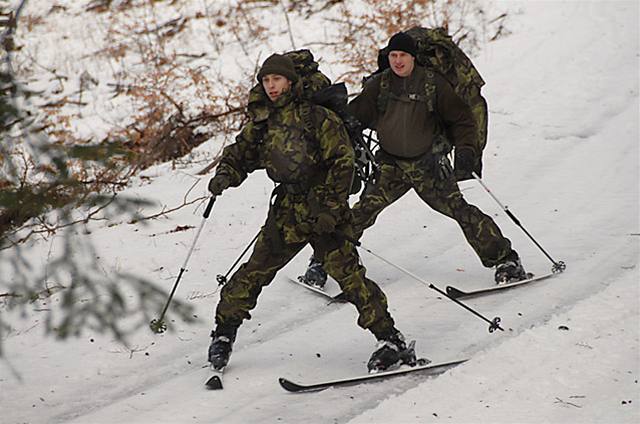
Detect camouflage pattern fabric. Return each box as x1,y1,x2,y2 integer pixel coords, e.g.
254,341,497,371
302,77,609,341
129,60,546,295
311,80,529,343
351,151,515,268
214,85,355,222
215,193,396,339
212,83,398,340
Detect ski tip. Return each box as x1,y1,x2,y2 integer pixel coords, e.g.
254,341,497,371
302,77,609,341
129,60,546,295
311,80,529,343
448,358,470,367
279,377,325,393
445,286,464,299
205,375,223,390
279,377,301,392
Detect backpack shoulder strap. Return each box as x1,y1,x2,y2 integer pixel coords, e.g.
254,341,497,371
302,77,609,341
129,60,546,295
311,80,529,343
300,100,318,144
300,101,340,143
377,67,437,114
301,100,313,127
376,69,392,115
423,69,437,113
425,70,453,155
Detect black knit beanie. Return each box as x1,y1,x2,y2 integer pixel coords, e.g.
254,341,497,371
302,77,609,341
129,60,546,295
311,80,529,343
387,32,417,57
256,54,298,83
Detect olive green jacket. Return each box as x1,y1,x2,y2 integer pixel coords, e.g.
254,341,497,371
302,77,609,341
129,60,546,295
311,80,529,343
348,66,477,158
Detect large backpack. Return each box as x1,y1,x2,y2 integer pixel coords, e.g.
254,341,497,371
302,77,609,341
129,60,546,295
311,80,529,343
375,26,488,177
247,49,375,194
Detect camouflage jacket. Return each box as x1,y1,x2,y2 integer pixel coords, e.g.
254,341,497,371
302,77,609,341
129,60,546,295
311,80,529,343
214,85,355,220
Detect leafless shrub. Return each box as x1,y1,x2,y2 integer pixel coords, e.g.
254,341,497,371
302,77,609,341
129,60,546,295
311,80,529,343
0,0,195,356
325,0,508,83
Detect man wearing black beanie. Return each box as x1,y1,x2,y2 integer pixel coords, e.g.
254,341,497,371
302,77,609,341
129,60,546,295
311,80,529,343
302,31,528,290
386,31,417,77
387,31,417,56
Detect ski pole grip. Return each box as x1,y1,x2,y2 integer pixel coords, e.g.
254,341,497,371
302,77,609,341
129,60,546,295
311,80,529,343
203,196,216,219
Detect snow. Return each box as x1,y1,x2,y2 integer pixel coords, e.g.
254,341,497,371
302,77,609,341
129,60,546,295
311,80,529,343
350,270,639,423
1,1,639,423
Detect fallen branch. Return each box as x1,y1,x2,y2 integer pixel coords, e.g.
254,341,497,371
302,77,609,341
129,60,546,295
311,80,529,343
136,180,206,222
554,397,582,408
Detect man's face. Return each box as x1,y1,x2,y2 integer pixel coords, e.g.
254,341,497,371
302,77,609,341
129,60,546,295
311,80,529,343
262,74,292,101
388,51,415,78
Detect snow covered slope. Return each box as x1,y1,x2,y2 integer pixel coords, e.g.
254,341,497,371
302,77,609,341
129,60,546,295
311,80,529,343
1,1,638,424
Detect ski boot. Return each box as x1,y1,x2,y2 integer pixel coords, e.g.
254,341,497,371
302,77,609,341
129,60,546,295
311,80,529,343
300,256,327,289
208,329,236,370
494,255,530,284
367,331,418,373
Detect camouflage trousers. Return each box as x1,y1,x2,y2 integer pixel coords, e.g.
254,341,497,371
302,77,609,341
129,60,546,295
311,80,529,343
351,151,515,268
215,192,397,340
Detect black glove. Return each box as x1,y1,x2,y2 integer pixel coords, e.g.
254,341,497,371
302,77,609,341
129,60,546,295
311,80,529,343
435,155,454,180
454,148,475,182
314,212,337,234
343,114,363,137
208,175,230,196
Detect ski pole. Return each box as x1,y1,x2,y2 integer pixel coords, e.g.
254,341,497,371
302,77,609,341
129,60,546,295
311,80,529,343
216,188,285,285
150,196,216,334
215,230,260,285
342,234,503,333
471,172,566,274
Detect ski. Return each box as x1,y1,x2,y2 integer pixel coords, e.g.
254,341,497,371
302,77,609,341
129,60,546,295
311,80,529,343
205,366,224,390
279,358,468,393
445,271,559,300
286,277,347,303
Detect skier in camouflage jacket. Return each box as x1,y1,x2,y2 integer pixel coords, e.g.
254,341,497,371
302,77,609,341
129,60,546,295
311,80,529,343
206,53,412,373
